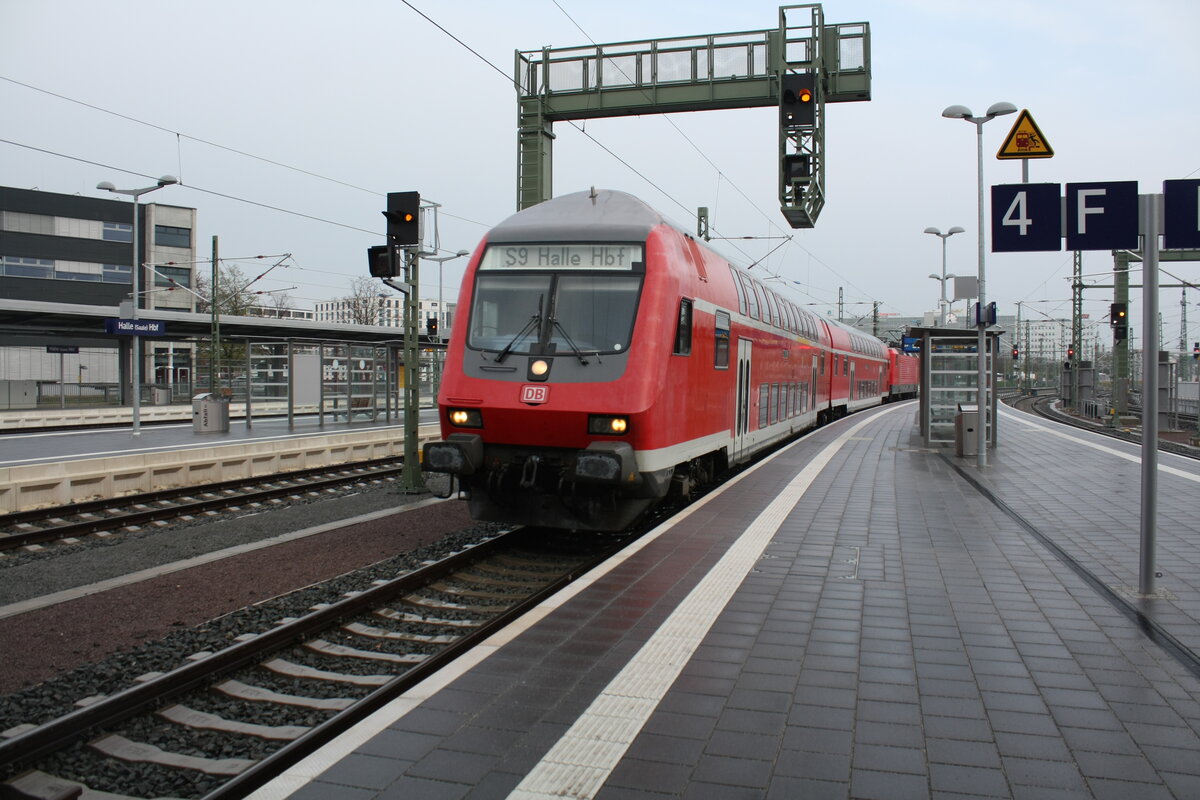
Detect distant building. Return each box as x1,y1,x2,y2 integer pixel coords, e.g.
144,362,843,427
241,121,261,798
0,185,198,388
314,296,454,336
1,185,197,314
248,304,315,321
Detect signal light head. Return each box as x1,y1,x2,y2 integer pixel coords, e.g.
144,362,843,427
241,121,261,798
798,88,812,103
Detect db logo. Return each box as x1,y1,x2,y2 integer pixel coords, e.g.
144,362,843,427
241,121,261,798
520,385,549,404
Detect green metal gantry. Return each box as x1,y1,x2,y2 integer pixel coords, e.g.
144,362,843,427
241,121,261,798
514,4,871,228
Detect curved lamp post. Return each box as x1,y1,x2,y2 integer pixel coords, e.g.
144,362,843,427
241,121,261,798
97,175,178,436
924,226,964,326
941,102,1015,468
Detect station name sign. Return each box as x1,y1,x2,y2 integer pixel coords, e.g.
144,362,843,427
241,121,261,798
991,179,1200,252
104,318,166,336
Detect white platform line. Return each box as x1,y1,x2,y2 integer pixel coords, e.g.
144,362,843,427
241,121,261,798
507,408,893,799
999,408,1200,484
247,405,901,800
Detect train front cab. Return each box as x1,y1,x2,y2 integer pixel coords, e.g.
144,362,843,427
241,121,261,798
423,192,732,532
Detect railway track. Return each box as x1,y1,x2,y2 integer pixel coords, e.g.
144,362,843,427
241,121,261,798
0,525,631,799
0,458,412,553
1003,392,1200,459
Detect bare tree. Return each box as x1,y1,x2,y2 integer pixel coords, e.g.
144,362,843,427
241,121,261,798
194,264,259,317
264,290,296,316
340,276,385,325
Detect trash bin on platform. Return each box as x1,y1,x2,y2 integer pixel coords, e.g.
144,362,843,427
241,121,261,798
152,386,171,405
954,403,978,457
192,393,230,433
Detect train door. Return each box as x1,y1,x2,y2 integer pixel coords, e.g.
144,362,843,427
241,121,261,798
810,358,818,415
734,338,752,462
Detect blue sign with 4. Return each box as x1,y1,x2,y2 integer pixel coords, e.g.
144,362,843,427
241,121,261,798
991,183,1061,252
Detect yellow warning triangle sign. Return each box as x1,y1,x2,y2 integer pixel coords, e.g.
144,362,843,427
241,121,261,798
997,110,1054,159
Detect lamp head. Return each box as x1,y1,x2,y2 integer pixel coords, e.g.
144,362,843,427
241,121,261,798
96,181,116,191
942,104,973,119
986,102,1017,118
948,225,966,235
157,175,179,187
923,227,941,235
928,274,940,280
455,250,470,257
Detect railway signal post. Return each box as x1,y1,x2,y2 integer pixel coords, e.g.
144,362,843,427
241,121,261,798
372,191,426,494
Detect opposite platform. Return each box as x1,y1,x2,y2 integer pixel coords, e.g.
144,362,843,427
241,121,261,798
254,402,1200,800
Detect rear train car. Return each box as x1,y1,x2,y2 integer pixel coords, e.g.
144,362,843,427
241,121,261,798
887,347,919,401
423,189,892,531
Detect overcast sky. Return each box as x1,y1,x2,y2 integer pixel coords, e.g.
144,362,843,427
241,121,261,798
4,0,1198,346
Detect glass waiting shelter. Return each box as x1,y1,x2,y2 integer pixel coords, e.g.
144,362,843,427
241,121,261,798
905,326,1003,450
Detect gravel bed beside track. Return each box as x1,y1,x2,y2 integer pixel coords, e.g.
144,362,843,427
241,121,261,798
0,477,501,732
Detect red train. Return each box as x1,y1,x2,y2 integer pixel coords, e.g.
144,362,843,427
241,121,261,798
423,190,917,530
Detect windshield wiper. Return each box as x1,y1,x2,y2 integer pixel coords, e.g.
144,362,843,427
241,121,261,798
494,296,543,363
549,317,592,366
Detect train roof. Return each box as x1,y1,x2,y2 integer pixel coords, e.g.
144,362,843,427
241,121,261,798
488,189,675,244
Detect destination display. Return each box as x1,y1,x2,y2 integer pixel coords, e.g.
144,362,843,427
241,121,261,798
480,244,642,270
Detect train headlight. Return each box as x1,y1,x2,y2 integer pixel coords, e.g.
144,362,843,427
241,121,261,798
528,358,552,381
448,408,483,428
588,415,629,435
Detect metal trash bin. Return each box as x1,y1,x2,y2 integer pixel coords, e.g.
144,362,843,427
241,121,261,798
955,403,978,457
192,393,230,434
152,386,172,405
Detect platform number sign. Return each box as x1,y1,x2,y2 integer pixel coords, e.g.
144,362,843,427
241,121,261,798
991,184,1061,251
992,180,1194,253
1164,179,1200,249
1064,181,1139,250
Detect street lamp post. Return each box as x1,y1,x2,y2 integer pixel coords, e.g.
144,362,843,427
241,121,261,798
941,102,1016,468
924,226,964,326
97,175,178,436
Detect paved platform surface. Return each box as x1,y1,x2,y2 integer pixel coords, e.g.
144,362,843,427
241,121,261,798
0,409,438,468
255,402,1200,800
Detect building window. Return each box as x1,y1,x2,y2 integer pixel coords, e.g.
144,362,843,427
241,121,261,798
0,255,53,278
103,222,132,242
101,264,131,284
155,225,192,248
155,265,191,290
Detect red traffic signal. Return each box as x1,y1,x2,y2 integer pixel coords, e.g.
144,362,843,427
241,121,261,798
1012,346,1019,359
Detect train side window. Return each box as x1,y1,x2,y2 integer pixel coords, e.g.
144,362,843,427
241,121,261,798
741,274,760,320
759,384,770,428
714,310,730,369
674,298,693,356
751,282,768,322
730,267,747,315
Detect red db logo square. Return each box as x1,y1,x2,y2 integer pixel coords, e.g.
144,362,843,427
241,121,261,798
520,385,549,404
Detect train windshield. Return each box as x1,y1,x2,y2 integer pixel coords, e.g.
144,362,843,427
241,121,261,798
468,269,643,357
